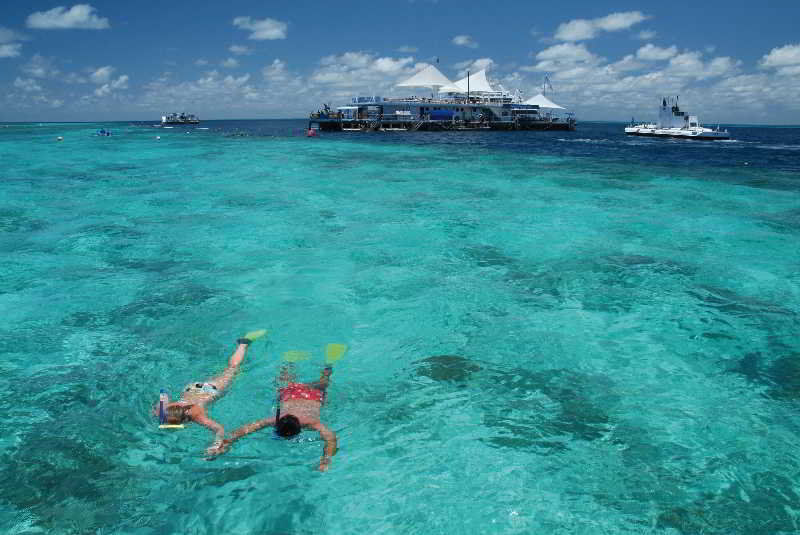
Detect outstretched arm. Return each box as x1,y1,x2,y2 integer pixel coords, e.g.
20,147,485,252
206,417,275,458
310,422,337,471
191,408,225,454
231,418,275,441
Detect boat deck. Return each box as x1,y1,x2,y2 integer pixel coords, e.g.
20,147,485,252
311,117,575,132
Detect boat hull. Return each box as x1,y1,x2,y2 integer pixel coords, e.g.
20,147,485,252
624,127,729,140
312,118,575,132
489,121,575,131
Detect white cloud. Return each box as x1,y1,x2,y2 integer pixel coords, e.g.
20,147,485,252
139,69,282,110
310,51,419,99
64,72,87,83
636,43,677,61
555,19,596,41
397,46,418,53
665,51,740,80
26,4,110,30
33,94,64,108
221,58,239,68
89,65,114,84
500,37,790,123
374,56,414,73
0,26,28,43
195,58,209,66
760,43,800,67
22,54,60,78
607,54,644,73
0,43,22,58
14,77,42,92
111,74,128,89
453,57,495,77
760,43,800,75
636,30,656,40
594,12,648,32
229,45,252,56
555,11,648,41
94,74,129,96
232,16,287,40
262,59,288,81
452,35,478,49
524,43,601,72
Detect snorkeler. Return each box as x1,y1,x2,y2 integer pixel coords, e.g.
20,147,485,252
156,330,266,454
213,344,346,471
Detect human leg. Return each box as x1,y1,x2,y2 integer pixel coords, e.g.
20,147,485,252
310,366,333,392
277,363,296,386
208,342,249,393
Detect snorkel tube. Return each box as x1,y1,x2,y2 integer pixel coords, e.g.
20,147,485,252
272,393,286,440
158,389,167,424
158,389,185,429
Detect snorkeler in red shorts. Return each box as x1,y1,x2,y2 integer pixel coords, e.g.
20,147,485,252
214,365,338,471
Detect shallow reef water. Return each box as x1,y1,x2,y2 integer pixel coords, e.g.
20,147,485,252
0,120,798,534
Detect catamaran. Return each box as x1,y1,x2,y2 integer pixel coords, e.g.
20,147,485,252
625,97,729,140
309,67,576,132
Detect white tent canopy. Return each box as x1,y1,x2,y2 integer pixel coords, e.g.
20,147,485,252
397,65,461,93
524,93,565,109
453,69,495,93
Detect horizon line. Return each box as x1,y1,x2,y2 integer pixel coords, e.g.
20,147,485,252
3,119,800,128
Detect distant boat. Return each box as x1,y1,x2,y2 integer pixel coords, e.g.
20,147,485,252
625,97,729,140
161,112,200,125
308,68,575,132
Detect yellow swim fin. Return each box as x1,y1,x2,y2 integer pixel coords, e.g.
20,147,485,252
283,350,311,362
243,329,267,342
325,343,348,364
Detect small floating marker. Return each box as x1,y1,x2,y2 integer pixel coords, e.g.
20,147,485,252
57,136,63,141
156,136,161,140
744,162,749,166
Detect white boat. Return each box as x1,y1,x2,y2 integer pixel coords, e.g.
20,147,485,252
161,112,200,125
625,97,729,140
309,67,576,132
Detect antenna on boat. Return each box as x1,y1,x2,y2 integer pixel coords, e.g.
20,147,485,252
543,74,553,96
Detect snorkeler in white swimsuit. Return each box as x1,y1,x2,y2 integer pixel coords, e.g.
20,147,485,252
156,330,266,454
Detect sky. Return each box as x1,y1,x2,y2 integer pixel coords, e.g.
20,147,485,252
2,1,800,124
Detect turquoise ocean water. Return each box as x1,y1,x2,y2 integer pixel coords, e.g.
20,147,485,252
1,120,799,534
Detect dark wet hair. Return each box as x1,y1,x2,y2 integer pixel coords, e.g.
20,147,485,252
276,415,301,438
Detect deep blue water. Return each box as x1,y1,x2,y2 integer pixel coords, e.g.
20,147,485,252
1,119,799,534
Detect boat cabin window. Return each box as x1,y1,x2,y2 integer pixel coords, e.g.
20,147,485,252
690,122,697,127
